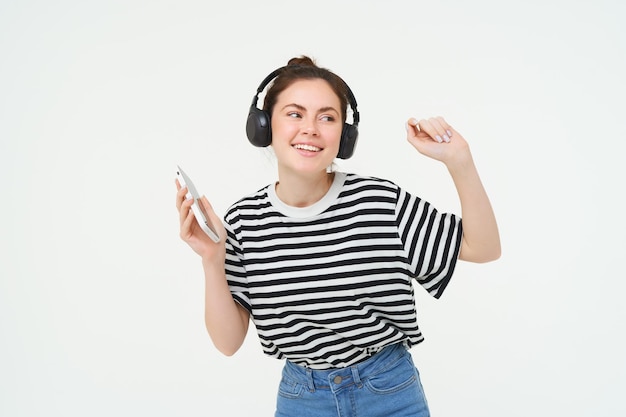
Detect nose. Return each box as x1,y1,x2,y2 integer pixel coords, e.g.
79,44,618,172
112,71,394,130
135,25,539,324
302,118,319,136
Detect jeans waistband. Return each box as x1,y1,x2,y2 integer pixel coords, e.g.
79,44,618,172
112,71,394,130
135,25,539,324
282,343,409,393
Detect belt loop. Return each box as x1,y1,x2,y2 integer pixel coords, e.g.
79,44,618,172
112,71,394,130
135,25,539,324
306,368,315,392
351,366,363,389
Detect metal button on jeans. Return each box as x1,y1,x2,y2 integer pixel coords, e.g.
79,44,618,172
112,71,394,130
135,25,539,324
333,375,343,384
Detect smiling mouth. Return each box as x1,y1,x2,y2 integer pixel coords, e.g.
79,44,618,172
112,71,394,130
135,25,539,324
293,144,322,152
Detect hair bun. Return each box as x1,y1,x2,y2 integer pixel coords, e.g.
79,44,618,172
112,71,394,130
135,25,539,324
287,55,317,67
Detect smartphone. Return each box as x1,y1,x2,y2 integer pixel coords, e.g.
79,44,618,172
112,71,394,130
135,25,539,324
176,165,220,243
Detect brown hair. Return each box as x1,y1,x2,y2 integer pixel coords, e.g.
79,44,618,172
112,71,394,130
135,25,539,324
262,56,349,123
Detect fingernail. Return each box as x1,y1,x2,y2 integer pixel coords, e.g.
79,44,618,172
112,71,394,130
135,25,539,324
443,134,450,143
405,122,409,132
435,135,443,143
446,129,452,137
410,117,418,125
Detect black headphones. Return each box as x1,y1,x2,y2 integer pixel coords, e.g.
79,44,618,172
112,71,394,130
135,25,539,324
245,66,360,160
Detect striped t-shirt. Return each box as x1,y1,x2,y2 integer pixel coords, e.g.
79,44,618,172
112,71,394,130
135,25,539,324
223,172,462,369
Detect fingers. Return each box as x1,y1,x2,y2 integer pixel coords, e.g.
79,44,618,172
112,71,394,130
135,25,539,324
406,118,420,132
408,116,453,143
175,180,189,211
180,204,196,239
175,181,193,226
179,196,194,225
175,179,223,255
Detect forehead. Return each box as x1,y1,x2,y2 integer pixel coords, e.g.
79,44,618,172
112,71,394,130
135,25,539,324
277,79,341,108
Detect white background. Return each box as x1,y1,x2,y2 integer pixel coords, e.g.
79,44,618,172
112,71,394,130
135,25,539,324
1,1,625,416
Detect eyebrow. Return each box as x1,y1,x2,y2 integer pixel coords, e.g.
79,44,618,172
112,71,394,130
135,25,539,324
281,103,340,114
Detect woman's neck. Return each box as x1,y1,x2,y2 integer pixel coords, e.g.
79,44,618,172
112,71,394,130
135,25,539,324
275,171,335,208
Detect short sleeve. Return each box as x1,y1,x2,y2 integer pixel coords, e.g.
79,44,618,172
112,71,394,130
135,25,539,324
395,187,463,298
223,218,251,313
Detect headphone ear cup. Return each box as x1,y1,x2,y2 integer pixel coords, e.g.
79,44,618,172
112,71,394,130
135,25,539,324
246,106,272,147
337,123,359,159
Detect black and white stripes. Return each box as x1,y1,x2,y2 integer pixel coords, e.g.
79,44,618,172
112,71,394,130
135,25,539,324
224,173,462,369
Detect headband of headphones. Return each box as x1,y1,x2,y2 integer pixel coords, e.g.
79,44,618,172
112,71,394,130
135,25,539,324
245,65,360,159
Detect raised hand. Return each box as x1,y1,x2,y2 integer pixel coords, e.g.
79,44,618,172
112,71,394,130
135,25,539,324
175,179,226,261
405,116,471,169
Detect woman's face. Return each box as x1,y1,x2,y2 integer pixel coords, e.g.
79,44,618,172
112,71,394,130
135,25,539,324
270,78,343,177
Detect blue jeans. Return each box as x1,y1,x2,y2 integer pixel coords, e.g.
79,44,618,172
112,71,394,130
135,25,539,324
275,343,430,417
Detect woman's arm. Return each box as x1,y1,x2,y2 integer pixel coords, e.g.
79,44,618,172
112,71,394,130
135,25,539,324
406,117,501,263
200,254,250,356
176,183,249,355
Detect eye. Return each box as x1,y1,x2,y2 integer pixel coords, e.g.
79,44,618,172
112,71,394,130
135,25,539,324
320,115,336,122
287,112,302,118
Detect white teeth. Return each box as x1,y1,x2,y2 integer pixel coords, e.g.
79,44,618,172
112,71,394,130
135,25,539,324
293,144,321,152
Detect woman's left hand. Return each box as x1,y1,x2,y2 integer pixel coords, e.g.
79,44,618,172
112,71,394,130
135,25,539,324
406,116,501,263
405,116,471,168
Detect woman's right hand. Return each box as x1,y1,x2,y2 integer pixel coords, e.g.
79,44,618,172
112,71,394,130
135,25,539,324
175,179,226,261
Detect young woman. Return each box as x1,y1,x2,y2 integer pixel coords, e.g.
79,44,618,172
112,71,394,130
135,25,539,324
175,56,500,417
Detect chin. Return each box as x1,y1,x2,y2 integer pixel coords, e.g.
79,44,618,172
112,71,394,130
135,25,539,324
287,162,334,176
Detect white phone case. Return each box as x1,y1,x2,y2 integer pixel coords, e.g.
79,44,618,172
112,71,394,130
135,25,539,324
176,165,220,243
